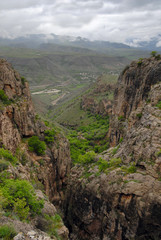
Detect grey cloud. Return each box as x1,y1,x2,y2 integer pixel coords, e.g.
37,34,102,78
0,0,161,44
0,0,39,10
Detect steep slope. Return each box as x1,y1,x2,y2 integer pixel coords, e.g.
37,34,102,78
0,58,42,151
65,57,161,240
0,59,71,239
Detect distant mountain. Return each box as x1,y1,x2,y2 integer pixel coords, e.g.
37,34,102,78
1,34,161,52
0,33,131,51
39,43,94,54
127,35,161,51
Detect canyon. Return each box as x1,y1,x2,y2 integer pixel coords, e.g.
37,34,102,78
0,55,161,240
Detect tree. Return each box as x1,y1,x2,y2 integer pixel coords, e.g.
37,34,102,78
28,136,46,155
151,51,157,57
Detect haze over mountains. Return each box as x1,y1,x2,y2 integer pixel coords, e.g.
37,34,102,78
0,33,161,51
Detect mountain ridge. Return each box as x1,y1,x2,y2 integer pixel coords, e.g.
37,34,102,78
0,33,131,50
1,33,161,51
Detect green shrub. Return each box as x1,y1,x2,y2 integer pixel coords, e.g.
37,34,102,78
0,189,7,212
97,158,109,172
112,145,120,155
77,151,96,164
68,115,110,162
136,113,142,119
0,160,9,172
68,136,92,162
118,115,125,121
137,58,143,67
14,198,30,220
44,214,63,239
38,158,44,166
16,148,28,166
127,165,137,173
20,152,27,166
119,137,123,143
44,129,56,144
0,171,11,183
0,148,18,164
121,164,137,174
44,120,50,127
21,76,27,85
0,90,11,105
28,136,46,155
151,51,157,57
109,158,122,167
146,98,151,103
96,157,122,173
156,100,161,110
0,179,44,217
82,171,93,178
35,114,40,121
0,225,17,240
94,142,109,153
156,149,161,157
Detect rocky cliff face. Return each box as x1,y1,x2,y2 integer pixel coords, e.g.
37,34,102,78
0,59,41,152
109,57,161,146
65,57,161,240
0,59,71,238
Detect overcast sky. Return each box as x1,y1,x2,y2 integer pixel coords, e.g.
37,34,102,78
0,0,161,45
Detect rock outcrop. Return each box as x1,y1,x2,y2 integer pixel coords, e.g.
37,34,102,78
109,57,161,146
65,57,161,239
0,59,42,152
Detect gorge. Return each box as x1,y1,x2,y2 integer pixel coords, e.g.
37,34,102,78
0,55,161,240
